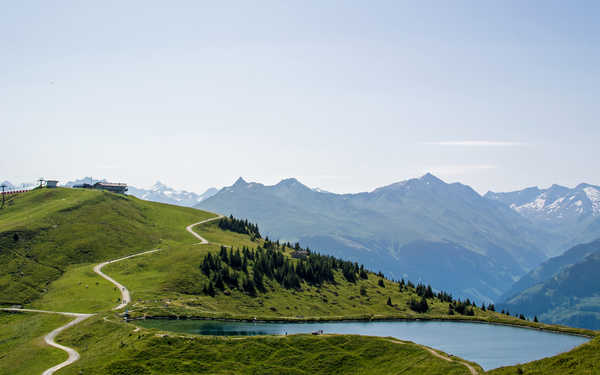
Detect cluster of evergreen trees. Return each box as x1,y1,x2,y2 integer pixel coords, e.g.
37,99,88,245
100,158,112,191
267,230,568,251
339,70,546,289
198,238,368,296
408,296,429,313
218,215,261,239
448,300,476,316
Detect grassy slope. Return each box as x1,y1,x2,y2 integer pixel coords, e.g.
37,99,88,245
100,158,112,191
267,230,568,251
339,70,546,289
487,336,600,375
104,221,475,319
0,188,215,307
0,311,71,375
55,314,474,375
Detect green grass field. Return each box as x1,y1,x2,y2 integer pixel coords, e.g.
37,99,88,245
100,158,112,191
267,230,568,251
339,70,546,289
0,311,71,375
487,336,600,375
0,188,215,307
28,263,119,313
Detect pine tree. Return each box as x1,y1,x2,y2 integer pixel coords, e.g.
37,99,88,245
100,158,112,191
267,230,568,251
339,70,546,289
534,316,538,323
253,268,264,291
386,296,393,306
206,282,215,297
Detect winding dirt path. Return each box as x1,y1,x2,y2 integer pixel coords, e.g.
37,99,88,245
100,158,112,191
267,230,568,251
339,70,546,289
0,308,93,375
93,249,161,310
422,346,479,375
186,215,223,244
1,214,222,375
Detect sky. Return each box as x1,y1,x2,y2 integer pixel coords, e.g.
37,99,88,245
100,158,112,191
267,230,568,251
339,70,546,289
2,1,599,194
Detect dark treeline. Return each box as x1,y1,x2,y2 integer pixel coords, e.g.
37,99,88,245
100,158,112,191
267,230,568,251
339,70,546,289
199,237,368,297
218,215,261,239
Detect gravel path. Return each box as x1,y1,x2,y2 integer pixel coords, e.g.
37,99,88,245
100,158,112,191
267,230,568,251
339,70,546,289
93,249,161,310
1,214,222,375
186,215,223,244
0,308,93,375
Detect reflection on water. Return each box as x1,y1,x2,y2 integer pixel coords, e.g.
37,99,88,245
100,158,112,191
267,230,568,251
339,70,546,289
137,319,589,370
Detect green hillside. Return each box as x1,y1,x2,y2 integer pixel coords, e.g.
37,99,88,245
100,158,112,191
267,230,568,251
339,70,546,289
0,311,71,375
0,188,215,306
488,336,600,375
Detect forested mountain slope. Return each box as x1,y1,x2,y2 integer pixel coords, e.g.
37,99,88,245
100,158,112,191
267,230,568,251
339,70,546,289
499,239,600,329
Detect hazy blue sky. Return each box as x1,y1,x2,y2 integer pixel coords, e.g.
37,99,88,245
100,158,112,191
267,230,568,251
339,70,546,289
2,1,599,194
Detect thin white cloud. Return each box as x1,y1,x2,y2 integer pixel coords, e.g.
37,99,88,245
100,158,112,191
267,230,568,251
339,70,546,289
422,141,526,147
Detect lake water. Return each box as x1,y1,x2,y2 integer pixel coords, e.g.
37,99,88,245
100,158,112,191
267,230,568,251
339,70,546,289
136,319,589,370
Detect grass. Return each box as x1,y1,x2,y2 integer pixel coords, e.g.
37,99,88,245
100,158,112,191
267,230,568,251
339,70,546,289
0,188,215,306
28,263,119,313
0,311,71,375
487,336,600,375
53,314,474,375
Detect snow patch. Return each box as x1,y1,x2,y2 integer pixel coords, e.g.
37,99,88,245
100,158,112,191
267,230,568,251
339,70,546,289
546,197,565,212
517,197,546,211
584,187,600,214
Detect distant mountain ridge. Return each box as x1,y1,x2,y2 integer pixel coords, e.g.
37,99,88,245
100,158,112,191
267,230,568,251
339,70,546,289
486,183,600,219
486,183,600,254
64,177,217,207
128,182,218,207
498,239,600,330
197,173,555,303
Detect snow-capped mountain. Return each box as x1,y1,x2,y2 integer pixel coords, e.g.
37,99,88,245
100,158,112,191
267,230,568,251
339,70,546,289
485,183,600,223
486,183,600,254
64,177,217,207
126,182,218,207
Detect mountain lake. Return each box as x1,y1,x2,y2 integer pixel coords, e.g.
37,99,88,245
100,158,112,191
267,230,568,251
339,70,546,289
136,319,590,370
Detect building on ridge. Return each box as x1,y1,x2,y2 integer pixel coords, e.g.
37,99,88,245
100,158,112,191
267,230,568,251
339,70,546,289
73,181,128,194
93,182,128,194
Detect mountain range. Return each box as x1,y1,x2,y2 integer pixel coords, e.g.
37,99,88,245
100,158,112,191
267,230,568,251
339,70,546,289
486,183,600,255
62,177,218,207
196,174,564,303
127,182,218,207
6,174,600,313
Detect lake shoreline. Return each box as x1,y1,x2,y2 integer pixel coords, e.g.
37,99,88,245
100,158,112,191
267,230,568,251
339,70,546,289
131,314,598,339
134,317,592,371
